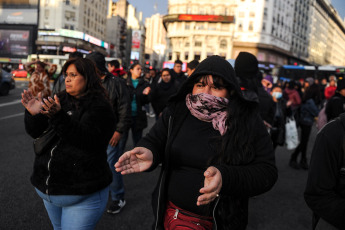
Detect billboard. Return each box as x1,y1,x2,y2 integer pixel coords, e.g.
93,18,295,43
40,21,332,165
0,29,31,57
163,14,234,23
131,30,141,50
0,9,38,24
130,51,140,60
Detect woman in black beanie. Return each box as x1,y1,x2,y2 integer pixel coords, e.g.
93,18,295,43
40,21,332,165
116,56,277,230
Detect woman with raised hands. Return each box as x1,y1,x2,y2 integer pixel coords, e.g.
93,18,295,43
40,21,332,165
22,58,115,229
116,55,277,230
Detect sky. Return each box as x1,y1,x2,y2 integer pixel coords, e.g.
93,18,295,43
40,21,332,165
332,0,345,20
124,0,168,20
127,0,345,21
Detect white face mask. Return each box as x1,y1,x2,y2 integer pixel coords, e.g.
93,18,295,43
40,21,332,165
272,92,282,100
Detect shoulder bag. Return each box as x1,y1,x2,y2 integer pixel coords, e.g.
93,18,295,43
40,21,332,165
33,126,59,155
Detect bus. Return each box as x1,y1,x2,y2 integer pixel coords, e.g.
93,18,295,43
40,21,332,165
273,65,343,82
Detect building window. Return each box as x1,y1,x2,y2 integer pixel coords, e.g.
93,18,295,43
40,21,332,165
65,0,70,5
238,21,243,31
262,23,266,31
249,21,254,31
220,40,227,49
239,12,245,18
185,42,190,47
45,9,49,19
194,54,201,60
185,52,189,60
195,41,202,47
195,23,204,30
250,12,255,17
185,23,190,30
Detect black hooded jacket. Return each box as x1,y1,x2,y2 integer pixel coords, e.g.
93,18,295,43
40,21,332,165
137,56,277,230
25,92,115,195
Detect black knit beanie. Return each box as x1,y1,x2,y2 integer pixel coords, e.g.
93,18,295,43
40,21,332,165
235,52,259,78
85,51,108,73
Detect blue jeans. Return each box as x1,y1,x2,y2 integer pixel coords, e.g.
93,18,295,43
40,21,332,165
35,187,109,230
107,144,125,201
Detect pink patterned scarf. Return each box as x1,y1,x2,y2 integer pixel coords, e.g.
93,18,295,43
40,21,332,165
186,93,229,136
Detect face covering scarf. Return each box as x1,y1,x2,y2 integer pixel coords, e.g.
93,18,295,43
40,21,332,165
186,93,229,136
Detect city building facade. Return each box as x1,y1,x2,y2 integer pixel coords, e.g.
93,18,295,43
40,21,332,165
232,0,295,67
163,0,236,62
145,13,167,68
108,0,146,66
308,0,345,66
291,0,312,64
34,0,109,64
106,15,127,60
164,0,345,68
40,0,107,41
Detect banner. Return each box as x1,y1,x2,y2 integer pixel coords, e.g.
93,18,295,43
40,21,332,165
131,30,141,50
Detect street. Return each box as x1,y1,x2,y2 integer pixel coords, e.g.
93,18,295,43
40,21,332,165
0,82,314,230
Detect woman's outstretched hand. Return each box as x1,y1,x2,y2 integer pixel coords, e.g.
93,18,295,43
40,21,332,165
40,95,61,117
21,90,43,116
115,147,153,175
197,166,222,206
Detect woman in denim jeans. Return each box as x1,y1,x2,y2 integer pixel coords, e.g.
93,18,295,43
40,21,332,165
21,58,115,229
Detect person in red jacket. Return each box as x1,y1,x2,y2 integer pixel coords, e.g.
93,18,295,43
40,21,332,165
108,60,127,79
284,81,302,111
324,78,337,100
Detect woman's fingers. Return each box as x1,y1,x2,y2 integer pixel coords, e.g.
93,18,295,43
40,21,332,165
197,189,220,206
197,167,222,206
37,92,43,103
54,94,60,104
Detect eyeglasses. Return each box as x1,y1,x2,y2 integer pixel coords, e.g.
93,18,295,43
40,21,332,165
63,72,79,80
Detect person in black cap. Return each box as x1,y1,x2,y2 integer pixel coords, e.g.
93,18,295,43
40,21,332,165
85,51,131,215
115,55,277,229
235,51,275,131
325,77,345,121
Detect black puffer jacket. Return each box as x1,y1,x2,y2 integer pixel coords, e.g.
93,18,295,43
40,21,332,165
126,76,150,131
25,92,115,195
102,72,131,134
138,56,277,230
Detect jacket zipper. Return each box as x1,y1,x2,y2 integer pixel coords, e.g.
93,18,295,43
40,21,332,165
45,145,57,195
155,116,173,229
212,196,220,230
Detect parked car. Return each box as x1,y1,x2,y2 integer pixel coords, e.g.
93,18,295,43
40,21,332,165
0,69,15,96
11,69,28,78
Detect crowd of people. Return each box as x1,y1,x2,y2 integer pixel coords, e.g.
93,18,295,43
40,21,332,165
20,52,345,229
